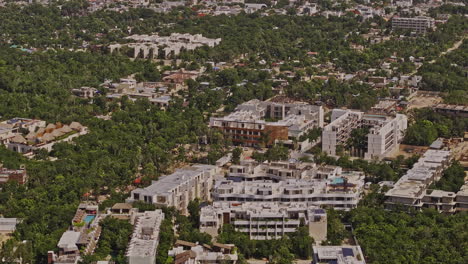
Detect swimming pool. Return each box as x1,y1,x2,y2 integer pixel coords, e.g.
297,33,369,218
84,215,95,224
332,178,344,185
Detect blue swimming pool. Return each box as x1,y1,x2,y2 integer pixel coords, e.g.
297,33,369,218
332,178,344,185
84,215,95,224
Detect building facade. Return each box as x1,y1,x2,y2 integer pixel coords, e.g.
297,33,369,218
200,201,327,242
213,161,364,211
385,150,454,212
209,99,324,146
127,165,219,214
322,109,407,160
392,16,435,34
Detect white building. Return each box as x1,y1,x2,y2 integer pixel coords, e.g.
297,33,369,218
168,241,238,264
109,33,221,59
127,165,220,214
127,210,164,264
200,201,327,242
226,160,341,182
313,245,366,264
385,150,453,212
392,16,435,34
213,167,365,211
322,109,407,160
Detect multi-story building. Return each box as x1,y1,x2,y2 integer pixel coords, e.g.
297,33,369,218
109,33,221,59
168,240,239,264
213,164,365,211
226,160,341,182
209,98,324,146
392,16,435,34
126,210,164,264
322,109,363,157
0,165,27,185
385,150,454,212
312,245,366,264
322,109,407,160
200,201,327,242
48,203,102,264
456,182,468,212
127,165,219,214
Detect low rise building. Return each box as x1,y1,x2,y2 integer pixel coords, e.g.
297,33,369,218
127,165,219,214
0,218,21,236
7,121,87,154
126,210,164,264
209,98,324,146
433,104,468,118
312,245,366,264
0,118,46,134
48,203,102,264
71,87,97,99
200,201,327,242
0,164,27,185
109,33,221,59
385,150,454,212
168,240,238,264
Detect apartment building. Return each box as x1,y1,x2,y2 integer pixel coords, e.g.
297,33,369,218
200,201,327,242
127,165,219,214
322,109,363,156
109,33,221,59
456,182,468,212
322,109,407,160
127,210,164,264
168,240,238,264
209,98,324,146
213,169,365,211
392,16,435,34
312,245,366,264
227,160,341,182
385,150,454,212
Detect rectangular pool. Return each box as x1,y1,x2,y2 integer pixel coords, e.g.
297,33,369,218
84,215,95,224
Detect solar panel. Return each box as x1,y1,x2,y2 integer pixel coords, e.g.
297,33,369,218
342,248,354,257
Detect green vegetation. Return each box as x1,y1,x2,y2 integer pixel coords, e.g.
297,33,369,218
430,162,466,192
349,207,468,264
80,217,133,264
404,108,468,146
217,224,314,260
322,209,348,246
252,144,289,162
0,2,467,263
419,40,468,93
